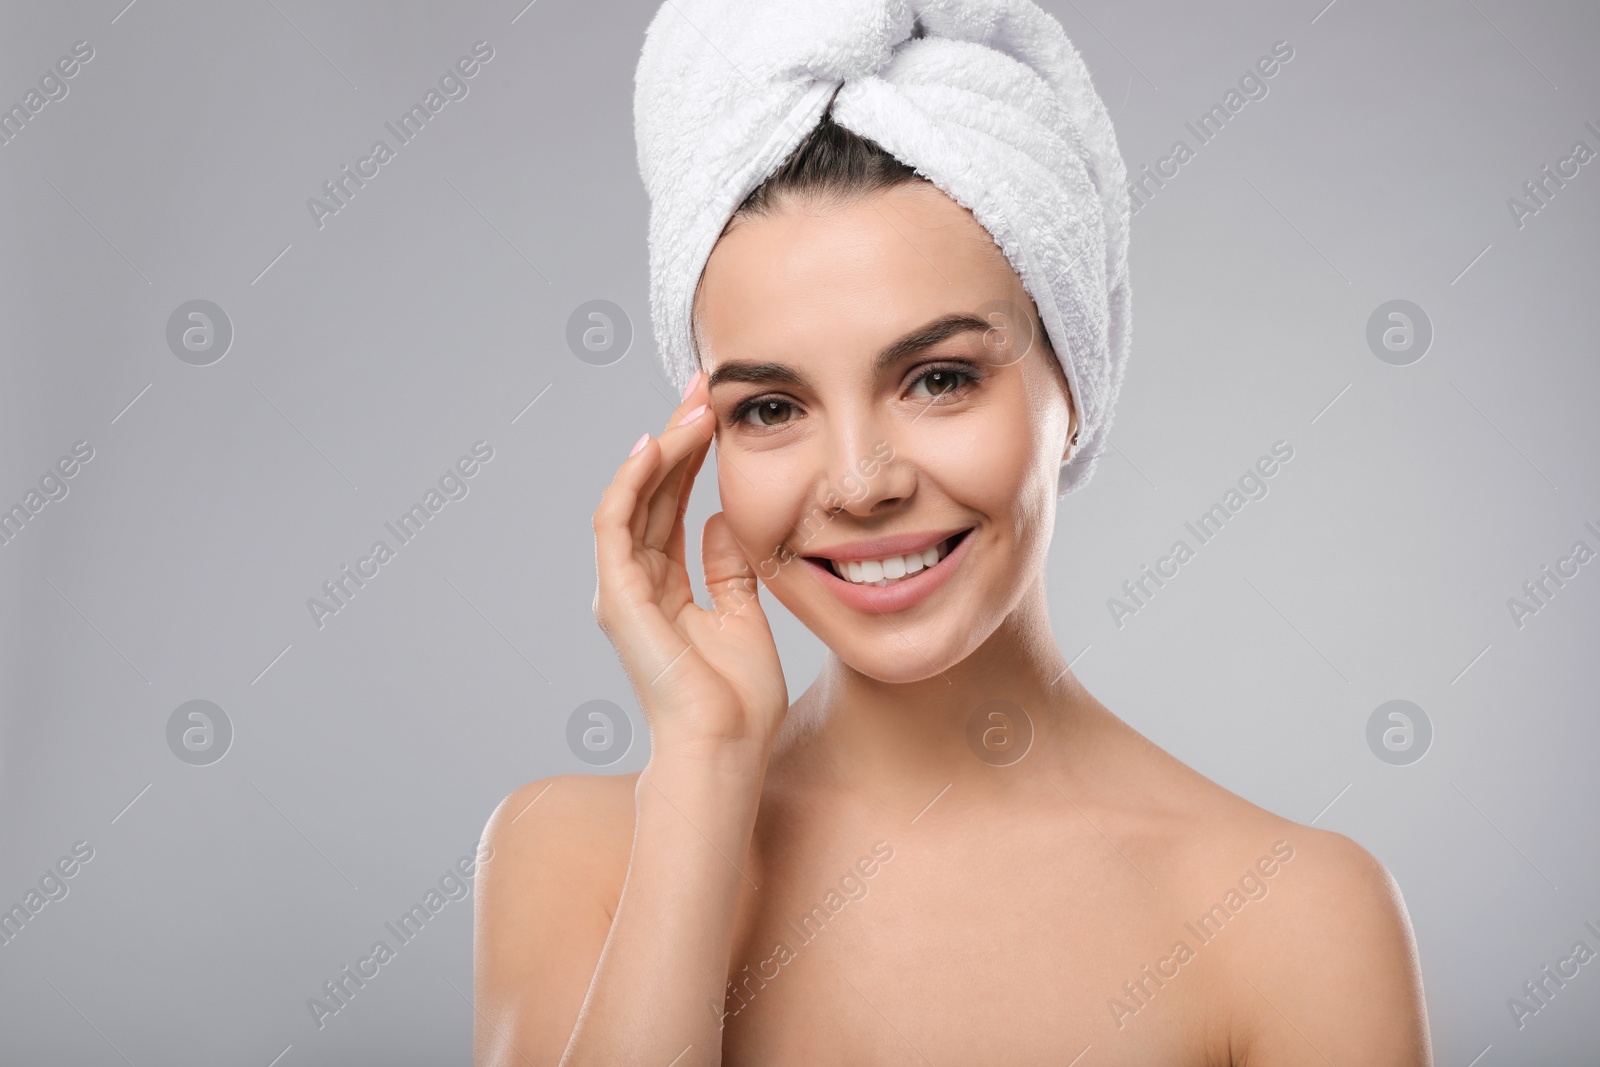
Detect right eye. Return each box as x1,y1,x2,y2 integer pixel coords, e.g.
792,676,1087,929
733,397,800,428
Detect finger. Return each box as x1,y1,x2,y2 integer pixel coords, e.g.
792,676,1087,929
631,399,714,546
645,411,714,554
701,511,765,624
595,430,666,597
592,436,704,675
658,427,713,565
644,370,714,553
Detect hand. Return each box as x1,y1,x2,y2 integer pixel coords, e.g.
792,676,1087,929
591,371,789,760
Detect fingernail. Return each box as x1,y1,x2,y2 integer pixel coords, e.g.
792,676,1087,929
629,432,650,456
677,403,708,426
680,369,703,401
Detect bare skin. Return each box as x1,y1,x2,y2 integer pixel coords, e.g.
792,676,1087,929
474,182,1434,1066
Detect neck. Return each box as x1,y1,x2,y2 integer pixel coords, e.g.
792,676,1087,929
782,579,1094,798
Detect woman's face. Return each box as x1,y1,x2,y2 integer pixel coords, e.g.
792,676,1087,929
694,181,1075,684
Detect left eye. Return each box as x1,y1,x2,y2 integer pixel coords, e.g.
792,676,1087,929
908,367,972,398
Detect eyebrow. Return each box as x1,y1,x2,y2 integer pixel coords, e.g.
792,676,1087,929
706,312,993,390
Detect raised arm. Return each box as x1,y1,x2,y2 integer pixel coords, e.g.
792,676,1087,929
473,372,789,1067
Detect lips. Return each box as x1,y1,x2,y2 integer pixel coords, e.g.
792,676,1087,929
800,528,974,614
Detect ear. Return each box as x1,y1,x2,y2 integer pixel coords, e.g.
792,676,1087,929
1033,332,1078,463
1060,386,1079,462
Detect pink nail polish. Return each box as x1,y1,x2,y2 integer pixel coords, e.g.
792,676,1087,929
678,403,708,425
629,433,650,456
680,369,702,401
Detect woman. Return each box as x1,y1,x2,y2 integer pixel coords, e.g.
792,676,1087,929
475,5,1433,1065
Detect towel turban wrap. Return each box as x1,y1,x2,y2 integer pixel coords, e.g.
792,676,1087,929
633,0,1131,496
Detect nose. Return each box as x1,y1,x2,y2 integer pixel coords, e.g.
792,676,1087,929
825,419,910,518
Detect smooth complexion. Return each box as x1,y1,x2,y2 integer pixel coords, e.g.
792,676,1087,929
474,182,1434,1066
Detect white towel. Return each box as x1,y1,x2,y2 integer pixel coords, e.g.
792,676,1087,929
633,0,1130,496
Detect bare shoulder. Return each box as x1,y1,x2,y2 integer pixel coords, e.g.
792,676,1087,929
1083,716,1431,1063
480,771,638,873
477,771,639,928
1218,822,1433,1065
472,772,638,1066
1134,760,1432,1066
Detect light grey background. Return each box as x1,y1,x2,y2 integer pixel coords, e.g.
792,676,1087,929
1,0,1596,1063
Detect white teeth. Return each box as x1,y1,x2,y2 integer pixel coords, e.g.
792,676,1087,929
827,536,959,586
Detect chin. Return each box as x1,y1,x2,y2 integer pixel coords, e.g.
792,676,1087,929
826,624,990,684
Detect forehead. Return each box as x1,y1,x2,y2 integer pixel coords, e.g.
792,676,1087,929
693,183,1021,362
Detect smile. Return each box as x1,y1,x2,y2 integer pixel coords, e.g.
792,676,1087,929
800,528,974,613
824,533,963,586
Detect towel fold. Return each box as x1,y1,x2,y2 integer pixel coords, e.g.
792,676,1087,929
634,0,1130,496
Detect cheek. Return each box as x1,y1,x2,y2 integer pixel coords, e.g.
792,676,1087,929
716,450,799,559
911,405,1044,510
